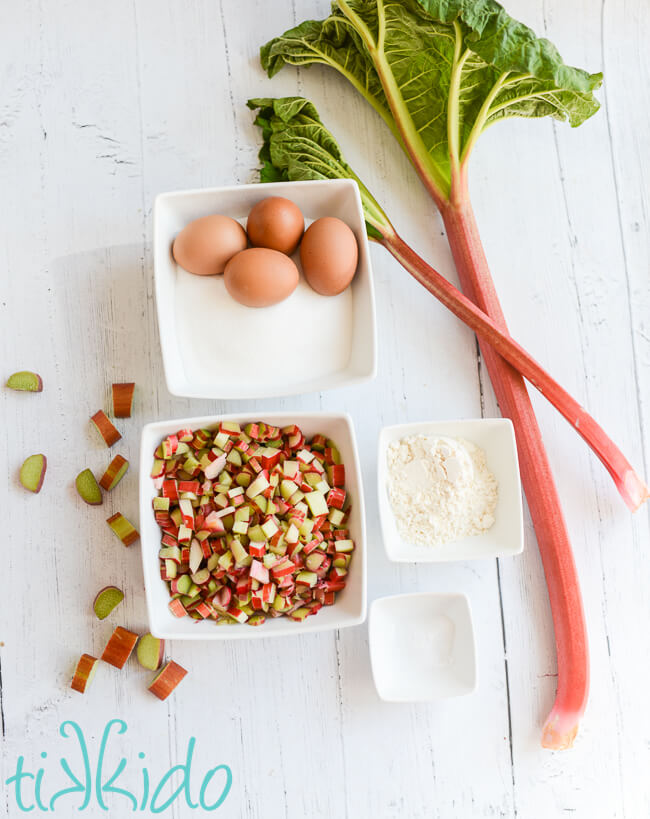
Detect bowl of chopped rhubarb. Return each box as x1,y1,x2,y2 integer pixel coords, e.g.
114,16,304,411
139,413,367,639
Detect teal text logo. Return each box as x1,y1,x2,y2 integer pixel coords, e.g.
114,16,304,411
5,719,232,813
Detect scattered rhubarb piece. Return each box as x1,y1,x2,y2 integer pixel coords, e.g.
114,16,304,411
136,634,165,671
106,512,140,546
112,382,135,418
99,454,129,491
148,661,188,701
6,371,43,392
101,626,139,669
93,586,124,620
91,410,121,447
75,468,102,505
20,454,47,493
71,654,99,693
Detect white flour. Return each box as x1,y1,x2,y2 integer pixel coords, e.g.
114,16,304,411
386,434,498,546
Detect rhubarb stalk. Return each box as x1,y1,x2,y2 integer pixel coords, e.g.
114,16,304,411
256,0,647,745
386,190,590,745
379,227,648,512
445,167,588,748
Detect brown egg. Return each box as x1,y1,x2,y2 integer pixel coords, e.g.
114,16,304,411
247,197,305,255
300,217,359,296
224,247,299,308
172,214,247,276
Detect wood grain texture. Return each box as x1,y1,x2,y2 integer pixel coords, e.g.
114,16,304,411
0,0,648,816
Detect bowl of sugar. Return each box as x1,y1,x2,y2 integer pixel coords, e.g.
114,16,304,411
369,592,477,701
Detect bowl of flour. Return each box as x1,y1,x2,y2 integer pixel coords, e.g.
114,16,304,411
377,419,524,562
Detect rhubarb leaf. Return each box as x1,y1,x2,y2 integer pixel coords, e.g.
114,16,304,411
248,96,391,239
261,0,602,198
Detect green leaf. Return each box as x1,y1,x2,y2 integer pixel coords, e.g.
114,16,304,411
247,97,390,239
261,0,602,200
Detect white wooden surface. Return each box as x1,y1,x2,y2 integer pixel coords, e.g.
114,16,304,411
1,1,648,816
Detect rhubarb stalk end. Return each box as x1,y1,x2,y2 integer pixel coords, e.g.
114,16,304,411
541,709,580,751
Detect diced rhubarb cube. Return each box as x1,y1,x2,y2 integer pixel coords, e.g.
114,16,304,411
91,411,122,447
249,542,267,558
178,480,201,494
194,601,213,619
304,491,328,517
246,472,270,499
227,606,248,623
315,589,336,606
162,435,178,459
219,421,241,436
328,464,345,487
151,459,166,479
327,487,346,510
213,505,236,519
262,582,276,604
321,580,346,593
162,480,179,500
295,570,317,588
249,559,270,584
178,499,194,529
333,539,354,553
244,423,260,439
251,590,265,611
271,558,294,579
177,525,192,545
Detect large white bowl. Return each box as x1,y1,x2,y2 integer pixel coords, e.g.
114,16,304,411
139,412,367,640
153,179,377,399
377,418,524,562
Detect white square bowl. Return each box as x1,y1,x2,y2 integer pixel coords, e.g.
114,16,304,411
377,418,524,562
139,412,367,640
153,179,377,399
369,592,477,701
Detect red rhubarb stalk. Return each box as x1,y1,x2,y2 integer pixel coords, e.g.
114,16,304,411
379,227,649,512
443,167,588,748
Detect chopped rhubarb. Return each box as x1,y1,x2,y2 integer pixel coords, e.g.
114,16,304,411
71,654,99,693
151,422,354,627
99,454,129,490
169,599,187,618
101,626,138,669
106,513,140,546
112,382,135,418
136,633,165,671
148,660,188,701
76,468,103,505
19,454,47,493
91,410,121,447
93,586,124,619
6,370,43,392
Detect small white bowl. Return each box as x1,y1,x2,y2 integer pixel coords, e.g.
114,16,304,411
153,179,377,399
377,418,523,562
369,592,477,701
139,412,367,640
